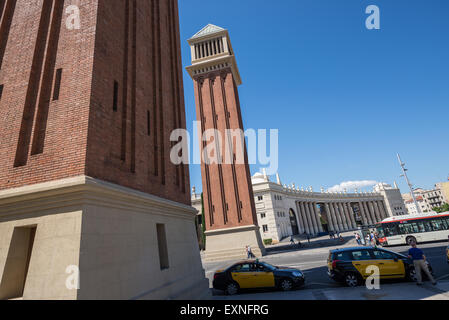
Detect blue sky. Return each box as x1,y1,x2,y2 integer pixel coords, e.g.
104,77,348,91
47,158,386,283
178,0,449,194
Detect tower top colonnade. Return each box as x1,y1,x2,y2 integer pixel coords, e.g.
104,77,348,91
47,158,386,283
186,24,242,85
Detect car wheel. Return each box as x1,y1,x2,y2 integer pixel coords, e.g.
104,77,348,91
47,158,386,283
344,273,360,287
406,236,417,245
407,267,417,282
280,279,293,291
225,282,239,296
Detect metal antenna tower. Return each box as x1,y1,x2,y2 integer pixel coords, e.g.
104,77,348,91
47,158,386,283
397,153,421,214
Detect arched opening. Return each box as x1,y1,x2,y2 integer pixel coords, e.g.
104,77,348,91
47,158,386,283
289,209,299,235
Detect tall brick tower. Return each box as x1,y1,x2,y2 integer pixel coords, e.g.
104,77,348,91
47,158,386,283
0,0,208,300
187,24,265,261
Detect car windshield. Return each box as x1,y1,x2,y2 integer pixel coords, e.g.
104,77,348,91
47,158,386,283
259,262,276,271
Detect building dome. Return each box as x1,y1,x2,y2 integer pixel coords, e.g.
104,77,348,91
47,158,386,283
251,172,266,184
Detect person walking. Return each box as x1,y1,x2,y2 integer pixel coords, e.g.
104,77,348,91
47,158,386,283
355,233,361,245
306,233,310,244
290,235,295,245
248,245,255,259
370,231,376,247
365,234,370,246
408,241,437,286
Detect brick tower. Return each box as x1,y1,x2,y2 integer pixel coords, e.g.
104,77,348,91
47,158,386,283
186,24,265,261
0,0,208,300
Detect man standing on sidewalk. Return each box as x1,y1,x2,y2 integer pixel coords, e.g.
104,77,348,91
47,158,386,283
408,241,437,286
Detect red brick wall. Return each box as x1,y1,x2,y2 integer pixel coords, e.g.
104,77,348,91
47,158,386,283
0,0,96,191
0,0,190,205
194,70,258,231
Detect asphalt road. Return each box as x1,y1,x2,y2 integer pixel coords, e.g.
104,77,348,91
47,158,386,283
203,240,449,295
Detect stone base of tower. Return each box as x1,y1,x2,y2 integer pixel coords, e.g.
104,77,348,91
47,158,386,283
203,225,266,262
0,176,210,300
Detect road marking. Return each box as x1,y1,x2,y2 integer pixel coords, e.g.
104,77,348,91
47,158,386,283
436,274,449,281
312,290,328,300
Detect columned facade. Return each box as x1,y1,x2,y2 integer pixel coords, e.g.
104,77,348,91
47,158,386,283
251,173,388,242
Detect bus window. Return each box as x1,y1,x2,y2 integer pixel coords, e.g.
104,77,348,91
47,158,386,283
384,224,398,237
443,218,449,230
417,221,426,233
431,220,444,231
423,222,432,232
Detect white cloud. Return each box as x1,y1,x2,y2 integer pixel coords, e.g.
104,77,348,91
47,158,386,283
327,180,378,193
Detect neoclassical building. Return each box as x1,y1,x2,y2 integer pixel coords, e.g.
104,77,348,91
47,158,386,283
250,172,400,243
192,173,406,244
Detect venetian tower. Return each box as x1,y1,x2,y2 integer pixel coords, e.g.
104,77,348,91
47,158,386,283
0,0,208,300
186,24,265,261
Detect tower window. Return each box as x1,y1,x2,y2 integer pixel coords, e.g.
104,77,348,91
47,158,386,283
0,225,37,300
52,69,62,101
0,84,3,100
147,110,151,136
113,81,119,112
156,224,169,270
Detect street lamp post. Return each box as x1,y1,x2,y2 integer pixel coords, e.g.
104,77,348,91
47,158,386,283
397,153,421,214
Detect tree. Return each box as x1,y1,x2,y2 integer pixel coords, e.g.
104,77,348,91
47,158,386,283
434,203,449,213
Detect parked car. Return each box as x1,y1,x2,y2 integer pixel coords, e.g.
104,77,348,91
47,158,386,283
327,247,434,287
213,260,305,295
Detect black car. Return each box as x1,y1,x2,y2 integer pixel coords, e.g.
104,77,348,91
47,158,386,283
213,260,305,295
327,247,434,287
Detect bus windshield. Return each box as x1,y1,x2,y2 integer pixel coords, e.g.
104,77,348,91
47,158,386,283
376,224,385,238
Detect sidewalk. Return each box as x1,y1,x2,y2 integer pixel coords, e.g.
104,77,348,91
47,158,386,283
265,231,358,254
213,280,449,300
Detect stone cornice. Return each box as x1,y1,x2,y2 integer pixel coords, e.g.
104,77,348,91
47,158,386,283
0,176,197,220
252,181,384,202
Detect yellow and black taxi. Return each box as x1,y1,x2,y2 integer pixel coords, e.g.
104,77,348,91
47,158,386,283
213,260,305,295
327,247,434,287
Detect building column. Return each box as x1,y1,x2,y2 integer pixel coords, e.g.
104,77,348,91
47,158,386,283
344,202,356,229
324,203,335,232
299,201,311,234
295,202,306,233
335,202,345,230
330,203,342,231
362,202,373,225
313,202,324,233
358,202,368,226
311,202,321,234
372,201,382,222
337,202,349,231
305,202,317,235
378,200,388,219
368,201,379,223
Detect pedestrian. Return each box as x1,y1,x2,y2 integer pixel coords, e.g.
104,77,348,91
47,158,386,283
407,241,437,286
306,233,310,244
290,235,295,245
365,234,370,246
370,231,376,246
355,233,361,245
248,245,255,259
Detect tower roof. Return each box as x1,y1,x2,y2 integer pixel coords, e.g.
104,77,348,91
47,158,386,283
190,24,226,40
